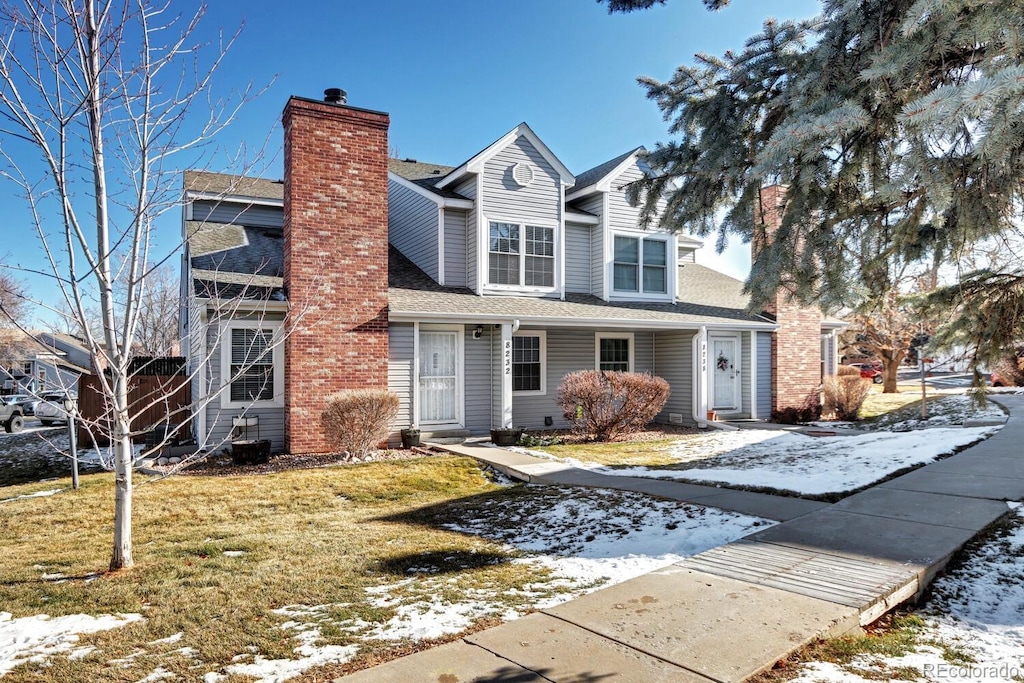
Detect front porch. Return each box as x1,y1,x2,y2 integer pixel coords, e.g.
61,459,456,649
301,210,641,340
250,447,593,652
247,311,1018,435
387,322,773,444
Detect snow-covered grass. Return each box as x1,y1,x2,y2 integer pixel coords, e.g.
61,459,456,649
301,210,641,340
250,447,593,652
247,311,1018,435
0,456,769,683
775,505,1024,683
0,612,143,677
524,393,1005,498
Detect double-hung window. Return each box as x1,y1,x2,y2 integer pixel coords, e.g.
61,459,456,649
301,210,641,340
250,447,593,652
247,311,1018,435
613,236,668,295
512,331,546,394
596,333,633,372
489,221,554,288
222,322,283,407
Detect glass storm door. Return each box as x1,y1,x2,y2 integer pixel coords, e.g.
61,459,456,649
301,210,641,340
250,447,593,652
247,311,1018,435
419,331,459,424
711,337,740,411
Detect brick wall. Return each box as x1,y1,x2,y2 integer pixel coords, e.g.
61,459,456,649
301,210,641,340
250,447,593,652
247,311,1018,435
756,185,822,414
282,96,390,454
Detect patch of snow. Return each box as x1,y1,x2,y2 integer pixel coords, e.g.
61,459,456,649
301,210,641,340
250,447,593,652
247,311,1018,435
0,611,143,676
136,666,176,682
0,488,62,503
217,628,358,683
222,551,246,558
147,632,183,646
532,427,997,496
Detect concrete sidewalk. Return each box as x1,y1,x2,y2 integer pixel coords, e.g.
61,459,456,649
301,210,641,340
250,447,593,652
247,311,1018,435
337,396,1024,682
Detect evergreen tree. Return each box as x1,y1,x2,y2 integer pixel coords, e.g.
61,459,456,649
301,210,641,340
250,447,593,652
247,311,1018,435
607,0,1024,366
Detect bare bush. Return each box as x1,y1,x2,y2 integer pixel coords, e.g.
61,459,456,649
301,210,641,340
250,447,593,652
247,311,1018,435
557,370,670,441
823,375,871,421
320,390,400,458
837,364,862,377
771,390,823,424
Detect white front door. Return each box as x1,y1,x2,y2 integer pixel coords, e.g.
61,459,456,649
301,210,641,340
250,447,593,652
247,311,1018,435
418,329,462,426
711,336,740,412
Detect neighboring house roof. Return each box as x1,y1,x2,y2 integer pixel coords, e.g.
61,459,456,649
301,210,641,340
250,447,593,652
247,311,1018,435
388,247,773,328
184,170,284,201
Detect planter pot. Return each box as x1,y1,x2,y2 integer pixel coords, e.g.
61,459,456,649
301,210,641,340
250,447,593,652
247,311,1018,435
490,428,523,447
231,439,271,465
401,429,421,449
706,410,718,422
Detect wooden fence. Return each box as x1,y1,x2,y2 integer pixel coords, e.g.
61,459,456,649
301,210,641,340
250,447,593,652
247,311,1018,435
76,373,191,446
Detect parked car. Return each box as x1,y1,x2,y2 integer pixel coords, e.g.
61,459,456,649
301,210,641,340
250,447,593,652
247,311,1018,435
0,398,24,433
35,391,77,426
850,362,884,384
1,394,37,416
991,372,1006,387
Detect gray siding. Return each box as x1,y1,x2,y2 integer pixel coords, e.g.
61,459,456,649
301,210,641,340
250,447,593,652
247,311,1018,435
444,210,468,288
654,330,696,425
453,177,479,292
464,325,495,434
511,329,656,431
678,247,697,264
481,136,561,226
203,318,285,453
388,323,414,443
388,179,440,281
606,163,646,231
192,199,282,228
757,332,773,418
574,194,606,298
565,223,592,293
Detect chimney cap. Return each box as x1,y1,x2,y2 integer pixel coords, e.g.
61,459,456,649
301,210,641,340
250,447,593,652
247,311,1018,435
323,88,347,104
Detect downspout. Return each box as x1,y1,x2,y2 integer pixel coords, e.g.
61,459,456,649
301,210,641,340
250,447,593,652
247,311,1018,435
692,326,737,431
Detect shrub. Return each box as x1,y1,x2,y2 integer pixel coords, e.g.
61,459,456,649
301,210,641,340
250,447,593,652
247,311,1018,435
320,390,400,458
837,364,862,377
556,370,670,441
823,374,871,421
771,390,822,424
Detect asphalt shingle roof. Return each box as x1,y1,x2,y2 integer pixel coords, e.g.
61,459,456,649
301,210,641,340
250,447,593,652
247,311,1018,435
388,247,772,327
572,147,642,193
184,170,283,200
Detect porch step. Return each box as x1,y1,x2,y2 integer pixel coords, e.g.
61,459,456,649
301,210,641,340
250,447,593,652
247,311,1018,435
421,429,471,443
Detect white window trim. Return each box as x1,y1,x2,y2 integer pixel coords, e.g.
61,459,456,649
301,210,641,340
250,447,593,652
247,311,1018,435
595,332,635,372
220,320,285,409
512,330,547,396
610,232,672,299
483,215,559,295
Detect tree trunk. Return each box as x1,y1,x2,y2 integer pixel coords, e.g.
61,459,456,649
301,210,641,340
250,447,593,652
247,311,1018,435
881,353,904,394
109,374,134,570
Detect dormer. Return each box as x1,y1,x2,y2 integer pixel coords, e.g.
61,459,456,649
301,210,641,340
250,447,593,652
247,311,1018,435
566,148,677,304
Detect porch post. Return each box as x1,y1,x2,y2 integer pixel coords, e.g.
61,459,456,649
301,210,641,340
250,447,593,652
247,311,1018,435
749,331,758,419
500,323,514,428
412,322,420,428
693,326,708,424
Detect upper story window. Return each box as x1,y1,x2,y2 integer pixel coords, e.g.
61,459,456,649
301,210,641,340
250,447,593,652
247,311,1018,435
613,236,667,295
489,221,554,288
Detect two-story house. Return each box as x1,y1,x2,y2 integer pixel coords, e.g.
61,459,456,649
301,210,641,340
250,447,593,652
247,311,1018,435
180,90,840,455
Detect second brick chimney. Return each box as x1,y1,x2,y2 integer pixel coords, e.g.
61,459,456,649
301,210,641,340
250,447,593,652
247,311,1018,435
282,93,390,454
755,185,823,415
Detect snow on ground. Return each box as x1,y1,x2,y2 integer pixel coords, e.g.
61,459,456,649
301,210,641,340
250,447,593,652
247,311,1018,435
792,505,1024,683
634,426,998,495
0,488,62,503
212,487,771,682
0,611,143,677
520,422,1001,496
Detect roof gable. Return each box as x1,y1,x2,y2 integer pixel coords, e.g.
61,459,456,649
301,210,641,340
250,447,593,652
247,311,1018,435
435,123,574,189
566,147,647,201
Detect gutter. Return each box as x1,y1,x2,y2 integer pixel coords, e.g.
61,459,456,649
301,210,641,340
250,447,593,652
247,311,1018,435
388,310,778,331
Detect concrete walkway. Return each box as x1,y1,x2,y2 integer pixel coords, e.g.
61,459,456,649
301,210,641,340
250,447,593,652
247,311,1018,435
337,396,1024,683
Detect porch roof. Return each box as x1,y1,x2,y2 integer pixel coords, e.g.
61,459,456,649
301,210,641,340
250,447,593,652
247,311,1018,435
388,248,775,329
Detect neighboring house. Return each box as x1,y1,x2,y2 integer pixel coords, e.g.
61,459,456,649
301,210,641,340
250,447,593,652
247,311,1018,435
180,91,841,454
1,331,91,395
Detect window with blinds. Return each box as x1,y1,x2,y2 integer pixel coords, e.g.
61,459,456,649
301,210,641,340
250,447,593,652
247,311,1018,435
230,328,275,402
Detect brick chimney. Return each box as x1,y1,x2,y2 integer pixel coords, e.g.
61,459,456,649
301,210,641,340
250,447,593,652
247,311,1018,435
282,92,390,454
755,185,822,415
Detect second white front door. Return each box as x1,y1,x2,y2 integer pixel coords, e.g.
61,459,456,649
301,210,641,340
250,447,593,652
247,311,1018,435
419,328,462,426
711,335,740,412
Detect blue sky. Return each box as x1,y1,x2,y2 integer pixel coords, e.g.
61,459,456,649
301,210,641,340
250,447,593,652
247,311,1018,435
4,0,821,325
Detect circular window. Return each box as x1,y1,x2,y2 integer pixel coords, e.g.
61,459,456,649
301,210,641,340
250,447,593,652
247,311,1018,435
511,162,534,188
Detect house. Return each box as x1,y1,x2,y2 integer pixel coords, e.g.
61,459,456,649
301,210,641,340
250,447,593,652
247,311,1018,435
180,90,841,454
1,331,91,396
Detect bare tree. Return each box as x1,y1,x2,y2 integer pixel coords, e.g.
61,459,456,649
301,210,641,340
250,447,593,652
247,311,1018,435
132,264,179,357
0,0,253,570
